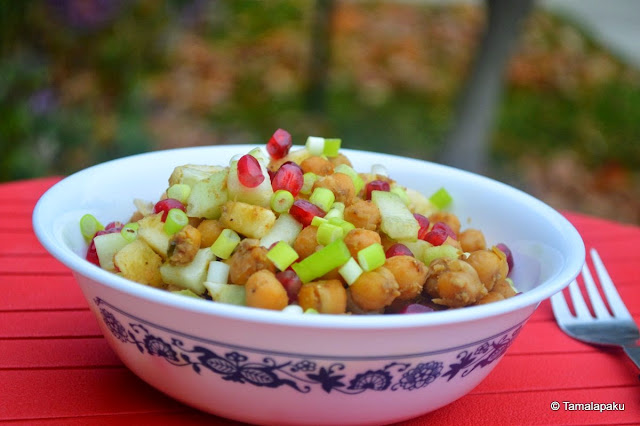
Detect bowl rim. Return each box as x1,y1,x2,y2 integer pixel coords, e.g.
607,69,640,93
33,144,585,330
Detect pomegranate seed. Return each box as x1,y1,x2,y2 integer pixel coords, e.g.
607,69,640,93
276,269,302,303
421,228,448,246
496,243,514,271
237,154,265,188
413,213,430,229
364,180,390,200
154,198,186,222
399,304,435,314
266,128,293,160
289,199,326,227
271,162,304,196
432,222,456,240
385,243,414,258
86,226,123,266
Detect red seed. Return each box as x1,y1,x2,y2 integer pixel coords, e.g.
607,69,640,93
85,226,123,266
399,304,435,314
432,221,457,240
496,243,514,271
421,228,448,246
385,243,414,258
237,154,265,188
266,128,293,160
271,162,304,196
364,180,391,200
413,213,430,229
289,199,326,227
105,221,123,230
154,198,186,222
276,269,302,303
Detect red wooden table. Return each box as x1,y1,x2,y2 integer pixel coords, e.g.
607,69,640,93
2,177,639,425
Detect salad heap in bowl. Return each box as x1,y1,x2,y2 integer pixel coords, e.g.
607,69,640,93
81,128,517,315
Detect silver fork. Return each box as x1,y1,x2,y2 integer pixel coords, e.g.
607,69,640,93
551,248,640,369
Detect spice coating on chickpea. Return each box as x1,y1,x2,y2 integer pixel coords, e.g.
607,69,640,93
349,267,400,311
228,239,276,285
168,225,201,265
313,173,356,205
429,211,461,236
197,219,225,248
465,248,508,292
344,200,381,231
300,156,334,176
424,258,487,307
344,228,382,259
298,279,347,314
459,229,486,253
328,153,352,168
245,270,288,311
293,226,321,260
384,255,428,301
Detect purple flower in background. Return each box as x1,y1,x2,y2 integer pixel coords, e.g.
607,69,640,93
47,0,124,31
28,89,57,116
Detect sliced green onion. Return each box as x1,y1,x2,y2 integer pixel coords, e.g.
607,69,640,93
309,187,335,212
300,172,318,195
164,209,189,235
270,190,294,213
120,222,139,243
429,187,453,209
334,164,365,194
304,308,319,314
323,138,341,157
316,222,344,246
324,201,345,220
328,217,355,234
291,238,351,283
306,136,325,156
422,244,459,266
210,228,241,259
390,186,411,206
371,163,388,177
80,214,104,241
357,243,386,272
338,257,363,286
167,184,191,204
311,216,328,227
267,241,300,271
206,260,230,283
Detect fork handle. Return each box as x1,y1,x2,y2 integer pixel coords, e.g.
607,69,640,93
623,345,640,370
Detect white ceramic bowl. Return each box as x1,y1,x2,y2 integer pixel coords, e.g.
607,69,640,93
33,145,584,425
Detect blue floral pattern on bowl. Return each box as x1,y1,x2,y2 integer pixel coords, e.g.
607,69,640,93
96,297,523,394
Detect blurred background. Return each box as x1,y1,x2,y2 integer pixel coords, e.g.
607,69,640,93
1,0,639,224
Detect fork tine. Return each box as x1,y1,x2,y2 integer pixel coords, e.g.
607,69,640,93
568,279,592,319
581,263,611,319
590,248,633,321
550,290,574,322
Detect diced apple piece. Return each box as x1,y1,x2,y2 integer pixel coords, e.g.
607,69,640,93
406,188,438,217
186,168,229,219
137,213,171,259
371,190,420,241
169,164,224,187
227,157,273,208
398,239,432,262
204,282,246,306
268,148,312,172
171,289,201,298
260,213,303,248
160,248,215,294
114,239,163,287
422,244,461,267
219,201,276,239
94,232,129,271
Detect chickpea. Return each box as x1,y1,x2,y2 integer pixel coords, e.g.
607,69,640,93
428,212,461,236
349,267,400,311
228,239,276,285
443,236,462,250
466,248,508,292
476,279,517,305
168,225,201,265
300,156,334,176
384,255,428,301
459,229,486,252
197,219,225,248
328,153,352,168
245,270,288,311
313,173,355,205
424,258,487,307
188,217,203,228
293,226,320,260
475,292,505,305
298,279,347,314
343,228,382,259
344,200,381,231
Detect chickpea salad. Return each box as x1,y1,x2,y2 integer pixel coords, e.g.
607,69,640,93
80,129,518,315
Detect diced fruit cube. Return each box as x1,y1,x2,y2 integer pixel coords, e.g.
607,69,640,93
186,168,229,219
219,201,276,239
114,239,163,287
94,232,129,271
160,248,215,294
227,154,273,208
137,213,171,259
371,190,419,241
260,213,303,248
168,164,224,187
204,282,246,306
